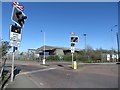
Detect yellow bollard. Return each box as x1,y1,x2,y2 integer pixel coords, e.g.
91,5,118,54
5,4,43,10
73,61,77,69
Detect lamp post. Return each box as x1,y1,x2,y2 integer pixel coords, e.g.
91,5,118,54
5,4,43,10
41,30,46,65
43,32,46,64
84,34,87,52
83,33,87,53
117,1,120,64
84,33,88,60
116,32,120,62
111,25,117,62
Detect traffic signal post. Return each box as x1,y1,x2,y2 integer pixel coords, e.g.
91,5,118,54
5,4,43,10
71,43,75,68
11,46,15,82
10,2,27,82
70,32,79,69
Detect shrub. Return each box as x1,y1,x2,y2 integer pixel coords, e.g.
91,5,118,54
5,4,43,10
46,55,60,61
63,54,71,61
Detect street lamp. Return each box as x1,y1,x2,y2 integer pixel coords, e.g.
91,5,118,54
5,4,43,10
83,33,87,53
111,25,117,62
111,25,117,49
116,32,120,63
41,30,46,65
84,33,88,60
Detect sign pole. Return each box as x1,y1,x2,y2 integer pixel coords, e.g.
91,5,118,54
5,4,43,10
70,32,79,69
72,53,73,68
11,46,15,82
10,2,27,81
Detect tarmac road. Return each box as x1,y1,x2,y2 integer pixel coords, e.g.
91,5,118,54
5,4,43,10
5,61,118,88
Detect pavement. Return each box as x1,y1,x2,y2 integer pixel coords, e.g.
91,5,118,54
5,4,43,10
5,74,39,88
4,62,59,89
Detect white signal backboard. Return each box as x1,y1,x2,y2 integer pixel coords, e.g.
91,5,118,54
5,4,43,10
9,25,22,47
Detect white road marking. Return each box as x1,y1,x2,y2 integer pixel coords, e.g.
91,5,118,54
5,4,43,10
78,63,116,65
40,83,44,86
19,68,56,75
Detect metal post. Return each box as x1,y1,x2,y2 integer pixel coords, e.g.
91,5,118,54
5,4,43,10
43,32,45,64
111,29,114,62
116,32,120,62
85,35,87,53
111,25,117,62
11,47,15,82
72,53,73,68
84,34,87,60
118,2,120,63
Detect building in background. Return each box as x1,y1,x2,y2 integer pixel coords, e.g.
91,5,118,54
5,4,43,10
36,45,80,56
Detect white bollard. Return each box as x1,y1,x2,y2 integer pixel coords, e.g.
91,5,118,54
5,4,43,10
43,59,45,65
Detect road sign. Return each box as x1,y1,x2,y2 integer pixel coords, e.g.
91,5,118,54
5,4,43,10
70,32,75,36
71,46,75,53
12,2,24,11
10,40,21,47
71,49,75,53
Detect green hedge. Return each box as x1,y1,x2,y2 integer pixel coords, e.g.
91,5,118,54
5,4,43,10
46,55,60,61
46,54,98,63
20,52,102,63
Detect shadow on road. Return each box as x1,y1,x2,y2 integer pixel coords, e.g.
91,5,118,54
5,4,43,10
57,64,64,67
13,68,21,80
57,64,73,70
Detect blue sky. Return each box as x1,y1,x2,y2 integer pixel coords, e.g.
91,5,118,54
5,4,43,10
2,2,118,52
